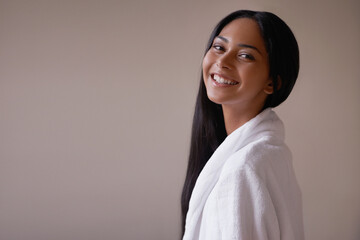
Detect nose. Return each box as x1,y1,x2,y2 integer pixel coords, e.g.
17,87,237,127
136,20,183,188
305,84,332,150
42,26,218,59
216,52,233,70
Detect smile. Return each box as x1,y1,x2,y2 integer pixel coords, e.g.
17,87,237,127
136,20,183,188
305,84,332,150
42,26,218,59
211,74,239,85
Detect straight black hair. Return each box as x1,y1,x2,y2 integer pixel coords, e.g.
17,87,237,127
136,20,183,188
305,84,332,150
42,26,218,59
181,10,299,235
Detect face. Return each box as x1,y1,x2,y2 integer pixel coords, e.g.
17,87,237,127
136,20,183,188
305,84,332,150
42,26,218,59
202,18,273,113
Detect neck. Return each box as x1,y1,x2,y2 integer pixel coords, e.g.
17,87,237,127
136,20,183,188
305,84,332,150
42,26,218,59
222,104,264,135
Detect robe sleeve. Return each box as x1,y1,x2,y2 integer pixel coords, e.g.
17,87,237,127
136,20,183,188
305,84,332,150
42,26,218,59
215,163,281,240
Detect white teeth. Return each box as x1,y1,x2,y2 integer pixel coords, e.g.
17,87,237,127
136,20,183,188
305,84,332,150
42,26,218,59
213,74,237,85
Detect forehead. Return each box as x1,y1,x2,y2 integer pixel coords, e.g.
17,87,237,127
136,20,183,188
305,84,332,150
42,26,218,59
218,18,266,52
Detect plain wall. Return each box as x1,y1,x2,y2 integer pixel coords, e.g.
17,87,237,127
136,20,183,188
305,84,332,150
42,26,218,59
1,0,359,239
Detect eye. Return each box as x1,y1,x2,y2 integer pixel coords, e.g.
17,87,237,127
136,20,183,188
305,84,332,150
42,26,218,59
212,44,225,52
238,53,255,60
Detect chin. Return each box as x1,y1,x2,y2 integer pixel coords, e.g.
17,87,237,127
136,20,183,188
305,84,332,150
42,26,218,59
207,95,228,105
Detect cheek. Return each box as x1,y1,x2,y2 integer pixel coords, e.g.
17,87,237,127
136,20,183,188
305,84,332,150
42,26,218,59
202,52,212,76
243,64,269,84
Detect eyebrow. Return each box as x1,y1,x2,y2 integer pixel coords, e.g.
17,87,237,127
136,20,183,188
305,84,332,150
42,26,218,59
216,35,261,54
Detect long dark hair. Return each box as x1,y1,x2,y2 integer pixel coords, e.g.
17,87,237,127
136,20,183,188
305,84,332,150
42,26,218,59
181,10,299,234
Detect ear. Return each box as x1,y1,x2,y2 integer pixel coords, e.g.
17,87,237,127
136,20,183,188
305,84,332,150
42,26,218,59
264,76,282,95
263,79,274,95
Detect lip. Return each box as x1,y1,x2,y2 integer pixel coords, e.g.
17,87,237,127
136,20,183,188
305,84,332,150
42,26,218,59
210,73,239,87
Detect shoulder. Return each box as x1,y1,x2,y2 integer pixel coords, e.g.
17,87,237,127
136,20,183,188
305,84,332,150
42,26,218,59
219,136,292,182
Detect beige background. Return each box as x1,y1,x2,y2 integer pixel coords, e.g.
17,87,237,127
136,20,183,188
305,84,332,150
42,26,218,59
1,0,359,239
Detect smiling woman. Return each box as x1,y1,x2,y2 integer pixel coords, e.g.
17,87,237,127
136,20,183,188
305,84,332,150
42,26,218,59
203,18,273,133
181,10,303,240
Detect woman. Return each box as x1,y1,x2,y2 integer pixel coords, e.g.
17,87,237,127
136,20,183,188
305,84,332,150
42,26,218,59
181,10,304,240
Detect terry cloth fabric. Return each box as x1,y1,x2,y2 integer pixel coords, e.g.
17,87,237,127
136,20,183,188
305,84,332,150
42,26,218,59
183,108,304,240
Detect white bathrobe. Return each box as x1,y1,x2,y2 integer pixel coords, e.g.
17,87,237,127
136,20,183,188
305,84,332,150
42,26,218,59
183,108,304,240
